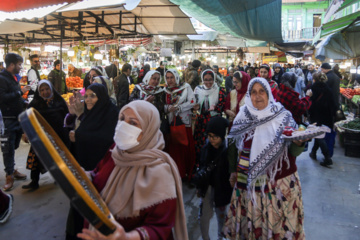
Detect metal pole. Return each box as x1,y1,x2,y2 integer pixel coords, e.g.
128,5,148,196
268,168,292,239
60,24,63,83
59,13,64,86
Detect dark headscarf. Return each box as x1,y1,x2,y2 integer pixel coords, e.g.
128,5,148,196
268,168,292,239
281,72,297,89
83,72,91,89
28,81,69,144
272,63,284,84
75,83,119,170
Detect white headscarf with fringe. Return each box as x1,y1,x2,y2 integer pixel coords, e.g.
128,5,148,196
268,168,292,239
227,77,296,200
194,69,219,113
164,69,189,105
135,70,164,96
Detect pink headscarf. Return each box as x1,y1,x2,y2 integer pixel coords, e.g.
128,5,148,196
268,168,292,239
101,100,188,240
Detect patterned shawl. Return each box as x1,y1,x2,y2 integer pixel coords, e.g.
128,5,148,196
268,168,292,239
135,70,164,97
227,77,296,200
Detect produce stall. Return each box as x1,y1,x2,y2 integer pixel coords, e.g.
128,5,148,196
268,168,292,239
335,118,360,158
340,86,360,117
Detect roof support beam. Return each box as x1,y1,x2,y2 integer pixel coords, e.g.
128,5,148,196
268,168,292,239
85,11,114,35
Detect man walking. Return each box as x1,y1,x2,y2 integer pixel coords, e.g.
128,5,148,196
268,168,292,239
27,54,41,98
0,53,29,191
321,62,340,161
113,63,132,110
184,60,201,90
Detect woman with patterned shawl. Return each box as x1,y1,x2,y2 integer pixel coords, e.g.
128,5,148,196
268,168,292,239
224,77,306,240
129,70,165,127
193,69,226,161
163,69,196,180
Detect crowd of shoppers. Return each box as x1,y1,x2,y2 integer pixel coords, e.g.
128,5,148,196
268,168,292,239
0,53,342,240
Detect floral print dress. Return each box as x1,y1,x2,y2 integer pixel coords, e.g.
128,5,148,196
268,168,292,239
224,140,305,240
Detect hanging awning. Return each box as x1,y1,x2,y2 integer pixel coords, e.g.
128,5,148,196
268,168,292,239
315,21,360,61
0,20,44,34
320,10,360,38
274,41,314,53
169,0,283,42
187,30,218,41
0,3,68,21
0,0,78,12
0,0,196,44
336,0,360,13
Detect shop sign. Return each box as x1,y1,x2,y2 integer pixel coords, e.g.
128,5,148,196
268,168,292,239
262,55,278,63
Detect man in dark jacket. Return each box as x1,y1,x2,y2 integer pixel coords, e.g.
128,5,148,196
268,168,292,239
321,63,340,160
48,60,67,94
0,53,30,191
184,60,201,90
113,63,132,110
321,63,340,111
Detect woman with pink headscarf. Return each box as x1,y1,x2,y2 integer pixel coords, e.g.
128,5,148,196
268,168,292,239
78,100,188,240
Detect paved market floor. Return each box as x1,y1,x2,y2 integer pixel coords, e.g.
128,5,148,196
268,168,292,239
0,140,360,239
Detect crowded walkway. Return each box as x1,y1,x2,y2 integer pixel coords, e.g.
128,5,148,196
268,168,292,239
0,139,359,239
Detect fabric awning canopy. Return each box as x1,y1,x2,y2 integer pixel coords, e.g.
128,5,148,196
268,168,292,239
169,0,283,42
0,0,78,12
336,0,360,13
0,0,196,44
187,30,218,41
274,41,314,53
320,10,360,38
0,20,44,34
315,21,360,61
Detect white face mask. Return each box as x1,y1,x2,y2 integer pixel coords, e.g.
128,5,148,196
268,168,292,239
113,120,142,150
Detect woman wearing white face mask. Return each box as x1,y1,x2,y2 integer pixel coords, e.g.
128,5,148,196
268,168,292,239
193,70,226,161
78,100,188,240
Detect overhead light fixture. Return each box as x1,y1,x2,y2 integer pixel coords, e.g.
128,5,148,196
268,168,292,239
68,46,75,57
94,50,102,60
202,43,206,48
350,66,356,73
135,44,147,54
340,64,347,69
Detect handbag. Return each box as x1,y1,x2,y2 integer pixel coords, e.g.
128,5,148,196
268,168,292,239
170,115,188,146
160,114,170,135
